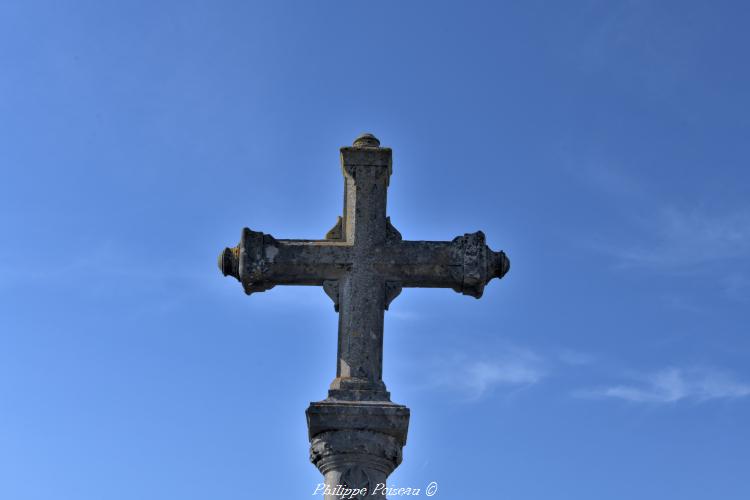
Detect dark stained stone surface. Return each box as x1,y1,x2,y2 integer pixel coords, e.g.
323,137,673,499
218,134,510,497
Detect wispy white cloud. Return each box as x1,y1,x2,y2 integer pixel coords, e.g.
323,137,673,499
568,158,750,275
386,309,421,321
428,347,545,401
578,367,750,403
611,207,750,269
464,359,543,396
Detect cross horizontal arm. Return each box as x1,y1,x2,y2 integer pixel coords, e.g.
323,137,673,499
219,228,352,294
378,231,509,299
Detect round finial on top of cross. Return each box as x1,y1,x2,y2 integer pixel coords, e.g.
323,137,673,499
353,133,380,148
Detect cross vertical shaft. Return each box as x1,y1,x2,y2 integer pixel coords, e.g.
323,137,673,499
330,135,392,400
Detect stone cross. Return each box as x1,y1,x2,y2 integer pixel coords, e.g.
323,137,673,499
218,133,509,498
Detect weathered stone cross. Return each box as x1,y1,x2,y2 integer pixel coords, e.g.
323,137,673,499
218,133,509,497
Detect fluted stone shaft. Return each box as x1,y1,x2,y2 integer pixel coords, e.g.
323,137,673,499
311,430,400,499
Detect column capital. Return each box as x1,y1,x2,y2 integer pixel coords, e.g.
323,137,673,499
310,430,403,476
307,400,410,498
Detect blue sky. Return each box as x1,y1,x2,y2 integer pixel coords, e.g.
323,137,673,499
2,1,749,499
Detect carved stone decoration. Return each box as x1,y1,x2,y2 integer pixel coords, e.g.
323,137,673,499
307,400,409,498
326,216,343,240
219,228,279,295
352,133,380,148
341,465,371,499
449,231,510,299
384,281,402,310
385,216,402,242
323,280,340,312
218,246,239,279
309,429,404,473
461,230,485,295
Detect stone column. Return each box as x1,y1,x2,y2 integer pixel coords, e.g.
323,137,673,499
307,400,410,499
